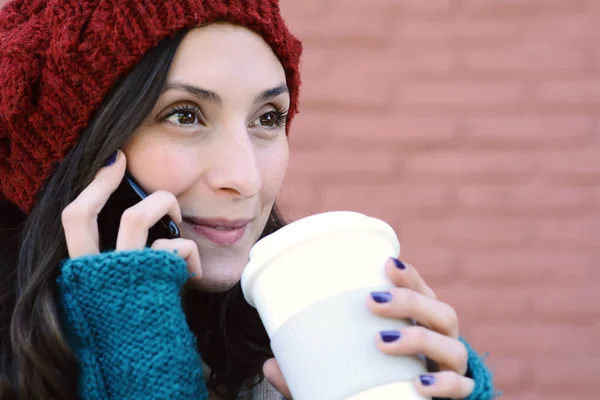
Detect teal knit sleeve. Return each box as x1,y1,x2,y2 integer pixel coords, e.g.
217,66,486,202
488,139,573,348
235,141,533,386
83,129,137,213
56,249,208,400
460,337,498,400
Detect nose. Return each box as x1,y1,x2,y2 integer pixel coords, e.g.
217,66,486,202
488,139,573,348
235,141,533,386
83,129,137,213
204,128,261,199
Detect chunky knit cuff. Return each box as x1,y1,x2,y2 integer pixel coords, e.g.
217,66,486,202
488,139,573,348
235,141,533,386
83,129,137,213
460,337,496,400
57,249,208,400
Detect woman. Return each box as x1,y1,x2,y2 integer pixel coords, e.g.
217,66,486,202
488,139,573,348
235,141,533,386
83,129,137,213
0,0,495,399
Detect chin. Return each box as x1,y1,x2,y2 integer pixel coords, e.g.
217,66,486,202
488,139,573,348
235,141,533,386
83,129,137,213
189,265,245,293
191,278,239,293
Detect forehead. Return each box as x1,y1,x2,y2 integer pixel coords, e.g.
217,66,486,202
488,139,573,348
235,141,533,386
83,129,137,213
166,23,287,96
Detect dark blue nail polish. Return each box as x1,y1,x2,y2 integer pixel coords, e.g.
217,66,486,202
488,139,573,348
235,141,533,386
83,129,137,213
104,151,118,166
420,374,435,386
371,291,392,303
392,258,406,270
380,330,401,343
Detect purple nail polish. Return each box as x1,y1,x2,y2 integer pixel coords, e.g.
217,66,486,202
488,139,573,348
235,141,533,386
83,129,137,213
420,374,435,386
380,330,401,343
371,291,392,303
392,258,406,270
104,151,118,166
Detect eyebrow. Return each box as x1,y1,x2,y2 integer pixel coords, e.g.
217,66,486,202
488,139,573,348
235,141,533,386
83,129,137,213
162,82,289,104
254,84,289,103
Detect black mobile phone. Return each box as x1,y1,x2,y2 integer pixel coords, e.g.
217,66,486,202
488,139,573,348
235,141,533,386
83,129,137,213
97,172,180,250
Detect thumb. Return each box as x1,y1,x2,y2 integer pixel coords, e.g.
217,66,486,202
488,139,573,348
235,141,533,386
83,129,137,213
263,358,293,400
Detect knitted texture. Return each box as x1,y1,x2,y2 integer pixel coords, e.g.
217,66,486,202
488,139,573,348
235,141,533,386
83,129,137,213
0,0,302,213
461,337,496,400
57,248,208,400
55,248,495,399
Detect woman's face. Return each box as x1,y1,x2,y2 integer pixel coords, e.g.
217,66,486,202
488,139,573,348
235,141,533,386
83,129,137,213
123,23,290,292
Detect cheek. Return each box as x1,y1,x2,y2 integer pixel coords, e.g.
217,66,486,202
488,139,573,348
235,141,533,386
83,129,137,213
123,141,197,195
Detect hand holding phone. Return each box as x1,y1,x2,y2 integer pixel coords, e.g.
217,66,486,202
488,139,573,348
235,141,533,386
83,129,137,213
97,171,180,250
61,150,202,280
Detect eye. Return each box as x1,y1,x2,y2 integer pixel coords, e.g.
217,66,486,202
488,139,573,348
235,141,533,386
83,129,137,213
160,104,204,127
250,109,288,129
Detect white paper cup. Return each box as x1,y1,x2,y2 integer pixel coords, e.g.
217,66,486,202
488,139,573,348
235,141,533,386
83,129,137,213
241,211,430,400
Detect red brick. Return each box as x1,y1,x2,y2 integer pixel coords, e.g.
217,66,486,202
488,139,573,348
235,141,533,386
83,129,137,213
288,112,332,149
533,218,600,249
526,15,599,42
286,149,397,178
537,149,600,179
322,48,396,78
512,392,599,400
467,322,596,356
534,356,600,394
328,114,458,147
397,248,459,283
595,187,600,208
463,42,587,72
455,185,592,213
278,0,329,40
483,355,532,393
399,218,535,249
299,47,328,77
463,115,593,148
532,285,600,321
328,0,404,14
394,18,524,43
461,0,586,17
301,64,394,109
460,252,597,285
332,46,456,76
402,151,534,181
390,0,457,16
289,8,392,46
278,181,321,217
279,0,326,16
534,79,600,104
435,285,534,321
320,183,449,222
397,81,523,108
392,47,457,75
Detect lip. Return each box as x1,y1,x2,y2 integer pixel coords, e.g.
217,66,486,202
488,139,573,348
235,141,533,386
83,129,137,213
183,217,253,246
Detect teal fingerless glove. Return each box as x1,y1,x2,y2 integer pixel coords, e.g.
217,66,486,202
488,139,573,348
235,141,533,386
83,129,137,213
460,337,497,400
57,249,208,400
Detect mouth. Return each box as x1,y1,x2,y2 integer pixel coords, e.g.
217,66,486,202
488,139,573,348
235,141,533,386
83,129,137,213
182,217,253,246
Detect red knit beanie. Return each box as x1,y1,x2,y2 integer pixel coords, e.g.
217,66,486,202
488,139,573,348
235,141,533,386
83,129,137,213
0,0,302,214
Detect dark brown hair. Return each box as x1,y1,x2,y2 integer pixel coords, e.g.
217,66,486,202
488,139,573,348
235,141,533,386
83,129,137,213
0,29,284,400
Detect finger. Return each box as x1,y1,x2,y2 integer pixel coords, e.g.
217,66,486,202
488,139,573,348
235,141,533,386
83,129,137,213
116,190,182,251
368,288,459,339
385,258,436,299
376,326,468,375
263,358,292,400
151,239,202,281
413,371,475,399
62,150,126,258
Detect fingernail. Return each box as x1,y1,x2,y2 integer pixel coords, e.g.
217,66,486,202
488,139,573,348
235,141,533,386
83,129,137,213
371,291,392,303
391,258,406,270
380,330,401,343
420,374,435,386
104,151,118,166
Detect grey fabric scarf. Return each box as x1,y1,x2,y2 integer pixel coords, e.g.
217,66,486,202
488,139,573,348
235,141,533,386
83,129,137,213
202,362,283,400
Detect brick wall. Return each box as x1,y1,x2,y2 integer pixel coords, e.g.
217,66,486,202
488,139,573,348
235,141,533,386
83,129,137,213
278,0,600,399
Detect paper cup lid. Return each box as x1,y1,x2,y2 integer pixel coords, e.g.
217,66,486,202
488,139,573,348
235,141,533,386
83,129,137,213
241,211,399,307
